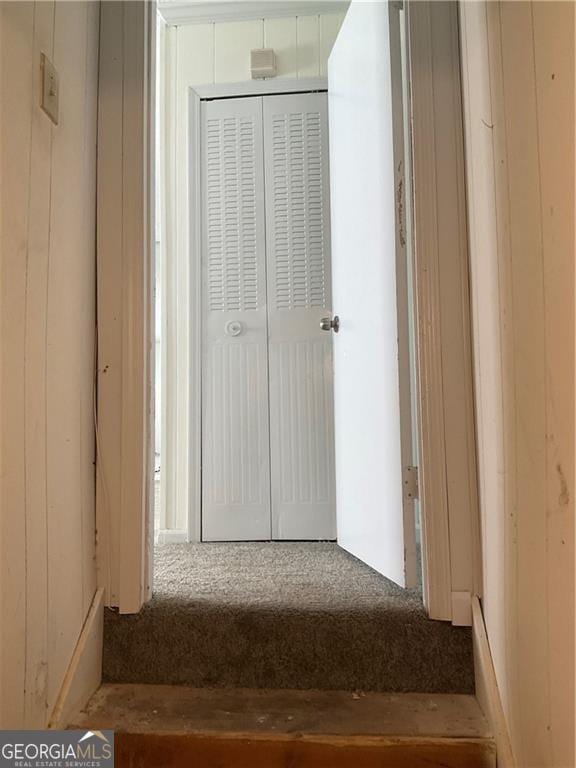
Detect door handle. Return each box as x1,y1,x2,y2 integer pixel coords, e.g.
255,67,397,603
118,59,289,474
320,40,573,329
320,315,340,333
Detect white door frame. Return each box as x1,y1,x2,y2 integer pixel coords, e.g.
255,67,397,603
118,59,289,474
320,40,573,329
175,77,329,544
96,0,156,613
389,2,419,589
104,1,481,625
407,0,482,622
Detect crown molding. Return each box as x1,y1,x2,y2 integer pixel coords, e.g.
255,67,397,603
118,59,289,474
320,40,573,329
158,1,350,26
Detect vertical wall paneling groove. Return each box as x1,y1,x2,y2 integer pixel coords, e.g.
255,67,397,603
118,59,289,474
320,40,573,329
264,18,297,78
81,0,100,625
296,16,320,77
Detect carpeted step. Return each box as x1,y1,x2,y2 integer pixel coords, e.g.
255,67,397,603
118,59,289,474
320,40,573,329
70,684,496,768
103,543,474,694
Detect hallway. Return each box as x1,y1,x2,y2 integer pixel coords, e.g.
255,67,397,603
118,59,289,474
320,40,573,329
104,543,473,693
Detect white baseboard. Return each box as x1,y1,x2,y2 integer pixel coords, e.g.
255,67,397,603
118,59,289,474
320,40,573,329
471,595,516,768
156,528,188,544
451,590,472,626
48,588,104,729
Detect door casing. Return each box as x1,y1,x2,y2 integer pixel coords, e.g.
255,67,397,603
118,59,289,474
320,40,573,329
99,1,481,624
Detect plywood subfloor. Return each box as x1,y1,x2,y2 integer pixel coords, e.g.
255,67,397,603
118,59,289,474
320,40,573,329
71,684,496,768
74,684,490,738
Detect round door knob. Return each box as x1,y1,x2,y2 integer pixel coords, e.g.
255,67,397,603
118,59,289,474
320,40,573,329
320,315,340,333
225,320,243,337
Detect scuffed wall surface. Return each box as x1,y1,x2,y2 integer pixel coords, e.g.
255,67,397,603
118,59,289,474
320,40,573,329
0,1,100,728
460,2,574,765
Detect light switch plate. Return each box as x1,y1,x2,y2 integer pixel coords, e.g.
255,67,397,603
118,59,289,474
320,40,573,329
40,53,59,125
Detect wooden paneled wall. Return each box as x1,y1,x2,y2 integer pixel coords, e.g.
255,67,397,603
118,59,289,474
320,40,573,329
159,13,345,537
0,1,100,728
174,14,345,85
459,2,574,765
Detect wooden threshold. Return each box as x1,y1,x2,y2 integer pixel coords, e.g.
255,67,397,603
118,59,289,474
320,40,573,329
70,684,496,768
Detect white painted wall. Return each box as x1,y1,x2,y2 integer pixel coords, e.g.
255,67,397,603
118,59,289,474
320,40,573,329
0,1,100,727
159,12,345,536
460,2,574,765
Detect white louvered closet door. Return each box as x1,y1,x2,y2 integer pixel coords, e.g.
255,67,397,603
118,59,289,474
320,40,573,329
201,97,271,541
263,93,336,540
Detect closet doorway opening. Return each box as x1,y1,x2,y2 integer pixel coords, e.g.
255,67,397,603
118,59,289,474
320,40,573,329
154,1,423,585
150,0,478,610
97,0,480,627
155,2,422,587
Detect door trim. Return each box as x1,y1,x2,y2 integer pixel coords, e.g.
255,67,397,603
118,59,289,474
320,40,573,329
105,4,481,621
96,0,156,611
389,2,418,589
407,1,481,621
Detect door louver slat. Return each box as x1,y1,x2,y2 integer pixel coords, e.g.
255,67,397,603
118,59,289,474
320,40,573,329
269,111,327,311
205,116,260,313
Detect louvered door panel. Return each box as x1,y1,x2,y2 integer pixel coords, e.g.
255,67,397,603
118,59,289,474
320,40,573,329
201,96,271,541
263,92,336,540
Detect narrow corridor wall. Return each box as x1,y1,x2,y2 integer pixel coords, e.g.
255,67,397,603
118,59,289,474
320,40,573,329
0,1,100,727
459,2,574,765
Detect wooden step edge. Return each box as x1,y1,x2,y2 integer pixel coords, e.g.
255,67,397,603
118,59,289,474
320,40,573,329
99,729,495,748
